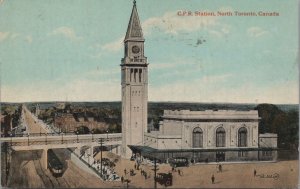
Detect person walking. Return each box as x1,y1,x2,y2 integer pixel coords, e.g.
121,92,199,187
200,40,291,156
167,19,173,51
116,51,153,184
124,168,127,175
211,174,215,184
219,164,222,172
121,176,124,183
254,169,257,177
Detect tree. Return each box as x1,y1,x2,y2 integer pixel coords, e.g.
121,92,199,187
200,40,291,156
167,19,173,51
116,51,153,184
255,104,299,149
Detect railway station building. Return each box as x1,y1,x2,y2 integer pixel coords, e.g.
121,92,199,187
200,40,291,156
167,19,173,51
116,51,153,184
134,110,278,163
122,1,278,163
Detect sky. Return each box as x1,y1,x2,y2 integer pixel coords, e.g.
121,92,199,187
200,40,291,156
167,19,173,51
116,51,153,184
0,0,298,104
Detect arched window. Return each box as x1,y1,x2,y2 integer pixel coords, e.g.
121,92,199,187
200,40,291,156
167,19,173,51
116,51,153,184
134,69,138,82
192,127,203,148
216,127,225,147
130,69,133,82
238,127,247,147
139,69,142,82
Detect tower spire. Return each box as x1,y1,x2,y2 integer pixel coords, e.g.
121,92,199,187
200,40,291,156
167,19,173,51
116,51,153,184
121,1,148,159
124,0,144,42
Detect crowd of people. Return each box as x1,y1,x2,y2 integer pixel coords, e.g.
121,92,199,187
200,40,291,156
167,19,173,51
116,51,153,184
120,162,153,185
92,158,120,181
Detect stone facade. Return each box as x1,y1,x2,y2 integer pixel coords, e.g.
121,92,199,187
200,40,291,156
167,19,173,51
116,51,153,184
121,2,278,163
143,110,278,162
121,2,148,159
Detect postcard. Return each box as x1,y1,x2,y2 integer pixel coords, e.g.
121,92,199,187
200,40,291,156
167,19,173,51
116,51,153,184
0,0,298,188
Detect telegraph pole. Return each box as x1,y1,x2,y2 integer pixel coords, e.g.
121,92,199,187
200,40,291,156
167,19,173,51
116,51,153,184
152,157,158,189
99,138,104,177
5,142,8,186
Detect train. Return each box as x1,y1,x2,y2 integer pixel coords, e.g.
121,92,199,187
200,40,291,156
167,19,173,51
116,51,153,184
169,157,189,168
48,149,64,177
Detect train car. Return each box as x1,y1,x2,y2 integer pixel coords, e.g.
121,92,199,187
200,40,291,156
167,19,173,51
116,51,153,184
169,157,189,168
155,173,173,187
48,149,64,177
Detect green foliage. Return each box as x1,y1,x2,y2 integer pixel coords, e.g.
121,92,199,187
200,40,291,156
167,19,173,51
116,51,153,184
2,105,18,115
255,104,299,149
76,126,90,134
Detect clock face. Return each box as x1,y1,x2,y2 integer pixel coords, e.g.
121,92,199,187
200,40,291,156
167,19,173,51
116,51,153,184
132,45,140,54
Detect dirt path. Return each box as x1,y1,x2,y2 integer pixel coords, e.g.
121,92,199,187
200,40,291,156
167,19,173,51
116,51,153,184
6,148,298,188
94,152,299,188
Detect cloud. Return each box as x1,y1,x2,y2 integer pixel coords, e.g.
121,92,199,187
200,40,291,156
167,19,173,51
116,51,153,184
49,26,82,41
10,33,20,40
0,32,9,42
99,7,230,53
149,79,298,104
247,27,269,37
1,79,120,102
150,62,175,70
0,32,33,43
1,68,121,102
26,35,32,43
143,11,218,35
101,37,124,52
2,73,297,104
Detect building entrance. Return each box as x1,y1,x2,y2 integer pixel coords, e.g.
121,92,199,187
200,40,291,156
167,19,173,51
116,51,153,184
216,152,225,162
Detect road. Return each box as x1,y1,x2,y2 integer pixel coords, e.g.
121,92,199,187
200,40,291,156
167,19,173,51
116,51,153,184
4,107,122,188
23,106,48,134
111,158,299,188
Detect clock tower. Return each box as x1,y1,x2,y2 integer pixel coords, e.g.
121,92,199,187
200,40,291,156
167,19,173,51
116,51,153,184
121,0,148,159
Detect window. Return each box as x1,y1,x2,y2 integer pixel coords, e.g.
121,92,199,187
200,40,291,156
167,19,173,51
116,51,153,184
216,127,226,147
238,127,247,147
121,69,125,82
238,151,248,157
192,127,203,148
262,151,272,156
139,69,142,82
134,69,138,82
130,69,133,82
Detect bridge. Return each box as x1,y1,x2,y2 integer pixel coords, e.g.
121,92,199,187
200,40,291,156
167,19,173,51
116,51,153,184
1,132,122,170
0,133,122,151
1,105,124,170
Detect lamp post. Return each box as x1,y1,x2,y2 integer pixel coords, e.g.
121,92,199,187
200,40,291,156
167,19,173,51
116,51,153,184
91,130,94,142
10,133,12,147
87,153,91,167
154,158,157,189
45,134,47,145
61,132,64,144
27,133,30,146
99,138,104,177
76,131,79,143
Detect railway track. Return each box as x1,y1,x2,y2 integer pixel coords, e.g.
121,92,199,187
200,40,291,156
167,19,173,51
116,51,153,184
32,151,55,188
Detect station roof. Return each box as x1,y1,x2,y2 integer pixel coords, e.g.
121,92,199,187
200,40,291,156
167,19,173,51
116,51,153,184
128,145,278,156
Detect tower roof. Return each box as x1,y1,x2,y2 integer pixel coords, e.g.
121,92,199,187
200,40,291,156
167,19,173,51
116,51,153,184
124,0,144,42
